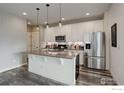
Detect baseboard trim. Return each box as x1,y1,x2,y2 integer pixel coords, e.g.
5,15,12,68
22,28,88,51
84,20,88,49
0,63,27,73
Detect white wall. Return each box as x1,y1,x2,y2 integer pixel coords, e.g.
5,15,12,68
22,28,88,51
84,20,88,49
44,20,104,42
104,12,110,70
104,4,124,85
0,11,27,72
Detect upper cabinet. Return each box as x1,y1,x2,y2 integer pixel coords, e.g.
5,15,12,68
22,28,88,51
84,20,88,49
61,24,72,42
71,23,84,42
45,27,57,42
44,20,104,42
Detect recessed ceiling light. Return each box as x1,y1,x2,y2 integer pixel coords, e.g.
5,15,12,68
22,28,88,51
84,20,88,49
36,26,40,30
22,12,27,15
86,13,90,16
27,22,31,25
61,17,65,20
44,21,47,24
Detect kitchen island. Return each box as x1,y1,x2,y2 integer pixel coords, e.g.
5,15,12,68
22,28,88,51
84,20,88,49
28,49,80,85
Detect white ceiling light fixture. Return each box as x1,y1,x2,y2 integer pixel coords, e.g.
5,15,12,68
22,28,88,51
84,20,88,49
27,21,31,25
61,17,65,20
22,12,27,15
46,4,50,29
44,21,47,24
36,8,40,30
86,12,90,16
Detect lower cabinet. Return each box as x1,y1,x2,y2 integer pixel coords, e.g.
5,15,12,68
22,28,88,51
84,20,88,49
28,54,76,85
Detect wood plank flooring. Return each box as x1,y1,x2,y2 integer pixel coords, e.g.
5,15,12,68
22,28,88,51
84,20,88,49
0,65,117,85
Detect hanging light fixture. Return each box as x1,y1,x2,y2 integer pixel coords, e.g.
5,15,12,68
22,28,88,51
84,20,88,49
59,3,62,28
36,8,40,30
46,4,50,29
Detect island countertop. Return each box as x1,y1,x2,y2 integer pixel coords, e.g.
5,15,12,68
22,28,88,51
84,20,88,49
28,49,80,59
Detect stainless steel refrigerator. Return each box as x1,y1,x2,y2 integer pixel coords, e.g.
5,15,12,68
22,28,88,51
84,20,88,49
84,32,105,70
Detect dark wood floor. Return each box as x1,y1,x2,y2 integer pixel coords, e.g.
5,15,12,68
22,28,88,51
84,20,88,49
0,65,117,85
77,66,117,85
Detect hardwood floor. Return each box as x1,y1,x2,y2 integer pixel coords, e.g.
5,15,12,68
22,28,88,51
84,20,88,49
77,66,117,85
0,65,117,85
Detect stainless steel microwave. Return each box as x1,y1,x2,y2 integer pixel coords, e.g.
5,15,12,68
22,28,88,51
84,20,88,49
55,35,66,42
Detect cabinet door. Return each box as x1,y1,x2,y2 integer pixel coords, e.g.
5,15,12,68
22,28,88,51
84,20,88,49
71,24,78,42
44,20,104,42
61,25,71,42
71,23,83,42
29,55,39,71
44,27,59,42
28,55,45,74
32,31,39,51
53,27,59,41
44,28,54,42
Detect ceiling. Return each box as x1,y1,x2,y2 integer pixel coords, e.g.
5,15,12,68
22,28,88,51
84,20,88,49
0,3,111,25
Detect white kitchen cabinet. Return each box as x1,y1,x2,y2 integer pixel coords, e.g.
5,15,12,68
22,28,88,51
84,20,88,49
32,31,39,51
44,20,104,42
28,54,76,85
61,25,72,42
45,28,54,42
53,27,59,40
45,27,59,42
71,23,84,42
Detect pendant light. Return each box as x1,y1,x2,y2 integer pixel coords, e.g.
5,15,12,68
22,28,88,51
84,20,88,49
59,3,62,28
46,4,50,29
36,8,40,30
